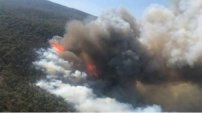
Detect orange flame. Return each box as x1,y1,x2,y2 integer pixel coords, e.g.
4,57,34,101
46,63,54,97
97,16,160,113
50,40,65,54
80,52,99,77
86,63,98,77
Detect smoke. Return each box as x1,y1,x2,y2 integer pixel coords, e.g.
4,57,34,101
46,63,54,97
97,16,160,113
33,0,202,112
136,81,202,111
140,0,202,67
34,49,161,112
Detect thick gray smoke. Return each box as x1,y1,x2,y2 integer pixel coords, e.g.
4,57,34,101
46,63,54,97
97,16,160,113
56,9,142,81
136,0,202,111
34,0,202,112
140,0,202,67
34,49,161,112
136,81,202,111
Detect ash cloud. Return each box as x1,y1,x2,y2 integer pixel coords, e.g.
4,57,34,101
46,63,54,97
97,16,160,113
34,0,202,112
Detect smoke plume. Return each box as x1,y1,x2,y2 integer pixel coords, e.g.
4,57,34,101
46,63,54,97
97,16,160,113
34,0,202,112
141,0,202,67
34,49,161,112
136,81,202,111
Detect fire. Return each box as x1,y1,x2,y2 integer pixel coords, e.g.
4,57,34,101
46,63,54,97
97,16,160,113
80,52,99,77
86,63,98,77
50,42,99,77
50,40,65,54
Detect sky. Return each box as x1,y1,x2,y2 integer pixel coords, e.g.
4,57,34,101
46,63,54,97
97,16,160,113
49,0,169,17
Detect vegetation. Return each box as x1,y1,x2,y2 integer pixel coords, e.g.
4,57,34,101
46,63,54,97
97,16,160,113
0,0,94,111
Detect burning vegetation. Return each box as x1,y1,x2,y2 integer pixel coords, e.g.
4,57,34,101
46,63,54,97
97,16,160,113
34,0,202,112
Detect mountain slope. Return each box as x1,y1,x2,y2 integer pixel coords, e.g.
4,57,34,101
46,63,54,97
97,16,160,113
0,0,95,111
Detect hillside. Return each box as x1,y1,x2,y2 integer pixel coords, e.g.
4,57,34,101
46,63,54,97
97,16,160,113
0,0,95,111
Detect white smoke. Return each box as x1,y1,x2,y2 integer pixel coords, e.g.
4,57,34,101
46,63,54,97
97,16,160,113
140,0,202,67
34,48,161,112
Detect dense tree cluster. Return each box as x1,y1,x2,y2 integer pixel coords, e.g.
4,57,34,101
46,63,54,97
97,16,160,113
0,0,94,111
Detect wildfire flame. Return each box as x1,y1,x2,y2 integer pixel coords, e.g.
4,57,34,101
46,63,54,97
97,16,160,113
50,40,98,77
80,52,99,76
87,63,98,77
50,40,65,54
